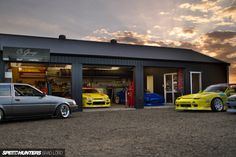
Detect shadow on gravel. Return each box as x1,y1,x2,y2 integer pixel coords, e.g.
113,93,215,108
176,110,221,113
0,115,77,124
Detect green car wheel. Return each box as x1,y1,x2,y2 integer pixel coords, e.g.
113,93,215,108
211,98,224,112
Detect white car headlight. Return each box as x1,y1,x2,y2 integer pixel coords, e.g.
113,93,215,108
68,100,76,105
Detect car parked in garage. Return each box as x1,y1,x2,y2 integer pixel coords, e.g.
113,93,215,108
175,83,236,112
144,92,165,106
82,88,111,108
227,94,236,113
0,83,78,122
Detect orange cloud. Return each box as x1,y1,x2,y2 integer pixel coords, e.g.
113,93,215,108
179,0,221,13
169,27,198,39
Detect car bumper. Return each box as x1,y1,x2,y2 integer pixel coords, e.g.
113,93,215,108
175,99,212,111
227,102,236,113
83,100,111,108
69,104,79,112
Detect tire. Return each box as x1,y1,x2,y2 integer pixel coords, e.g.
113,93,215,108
0,109,4,122
211,98,224,112
56,104,70,118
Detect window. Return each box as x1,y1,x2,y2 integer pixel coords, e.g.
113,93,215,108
82,88,99,93
14,85,43,96
190,72,202,94
0,85,11,96
204,84,227,93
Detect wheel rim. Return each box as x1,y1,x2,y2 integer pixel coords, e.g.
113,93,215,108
0,111,3,121
214,99,223,111
60,105,70,118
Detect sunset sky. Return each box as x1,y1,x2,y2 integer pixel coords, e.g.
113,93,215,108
0,0,235,82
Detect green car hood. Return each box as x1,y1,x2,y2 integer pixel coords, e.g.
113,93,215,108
180,92,225,99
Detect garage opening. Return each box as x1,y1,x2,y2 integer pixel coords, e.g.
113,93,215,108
8,62,72,98
83,65,134,109
144,67,184,106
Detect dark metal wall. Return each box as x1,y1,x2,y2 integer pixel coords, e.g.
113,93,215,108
134,63,144,109
72,62,83,111
144,67,179,95
0,52,4,82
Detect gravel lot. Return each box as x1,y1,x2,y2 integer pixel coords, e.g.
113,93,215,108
0,108,236,157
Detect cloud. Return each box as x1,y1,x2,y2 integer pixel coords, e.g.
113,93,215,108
153,25,161,29
159,12,170,15
175,15,213,23
221,6,236,22
205,31,236,42
169,27,198,39
226,53,236,59
84,29,155,45
215,21,235,26
179,0,221,13
177,0,236,28
193,31,236,82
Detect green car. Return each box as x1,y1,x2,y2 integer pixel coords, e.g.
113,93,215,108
176,84,236,112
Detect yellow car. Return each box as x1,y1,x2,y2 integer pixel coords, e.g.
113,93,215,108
82,88,111,108
175,84,236,112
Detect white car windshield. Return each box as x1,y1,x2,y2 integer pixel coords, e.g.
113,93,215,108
204,85,227,93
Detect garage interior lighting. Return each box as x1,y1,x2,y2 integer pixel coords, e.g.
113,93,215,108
83,66,120,71
111,67,120,70
97,67,120,70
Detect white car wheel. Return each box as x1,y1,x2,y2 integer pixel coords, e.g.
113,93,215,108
57,104,70,118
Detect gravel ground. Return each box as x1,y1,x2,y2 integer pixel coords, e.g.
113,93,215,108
0,108,236,157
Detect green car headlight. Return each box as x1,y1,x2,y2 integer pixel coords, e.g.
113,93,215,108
86,97,93,101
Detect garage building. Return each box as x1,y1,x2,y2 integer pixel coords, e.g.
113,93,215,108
0,34,229,111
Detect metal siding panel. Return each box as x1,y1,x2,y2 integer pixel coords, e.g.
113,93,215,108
0,51,4,82
51,54,138,66
226,66,229,83
134,63,144,109
72,62,83,111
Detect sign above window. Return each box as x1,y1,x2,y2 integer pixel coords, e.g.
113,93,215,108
2,47,50,62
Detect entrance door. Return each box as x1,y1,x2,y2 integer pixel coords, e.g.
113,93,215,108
164,73,177,104
190,72,202,94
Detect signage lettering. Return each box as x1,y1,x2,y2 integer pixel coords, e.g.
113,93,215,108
2,47,50,62
16,49,38,57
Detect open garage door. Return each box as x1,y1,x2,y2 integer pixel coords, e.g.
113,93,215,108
8,62,72,98
82,65,134,109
